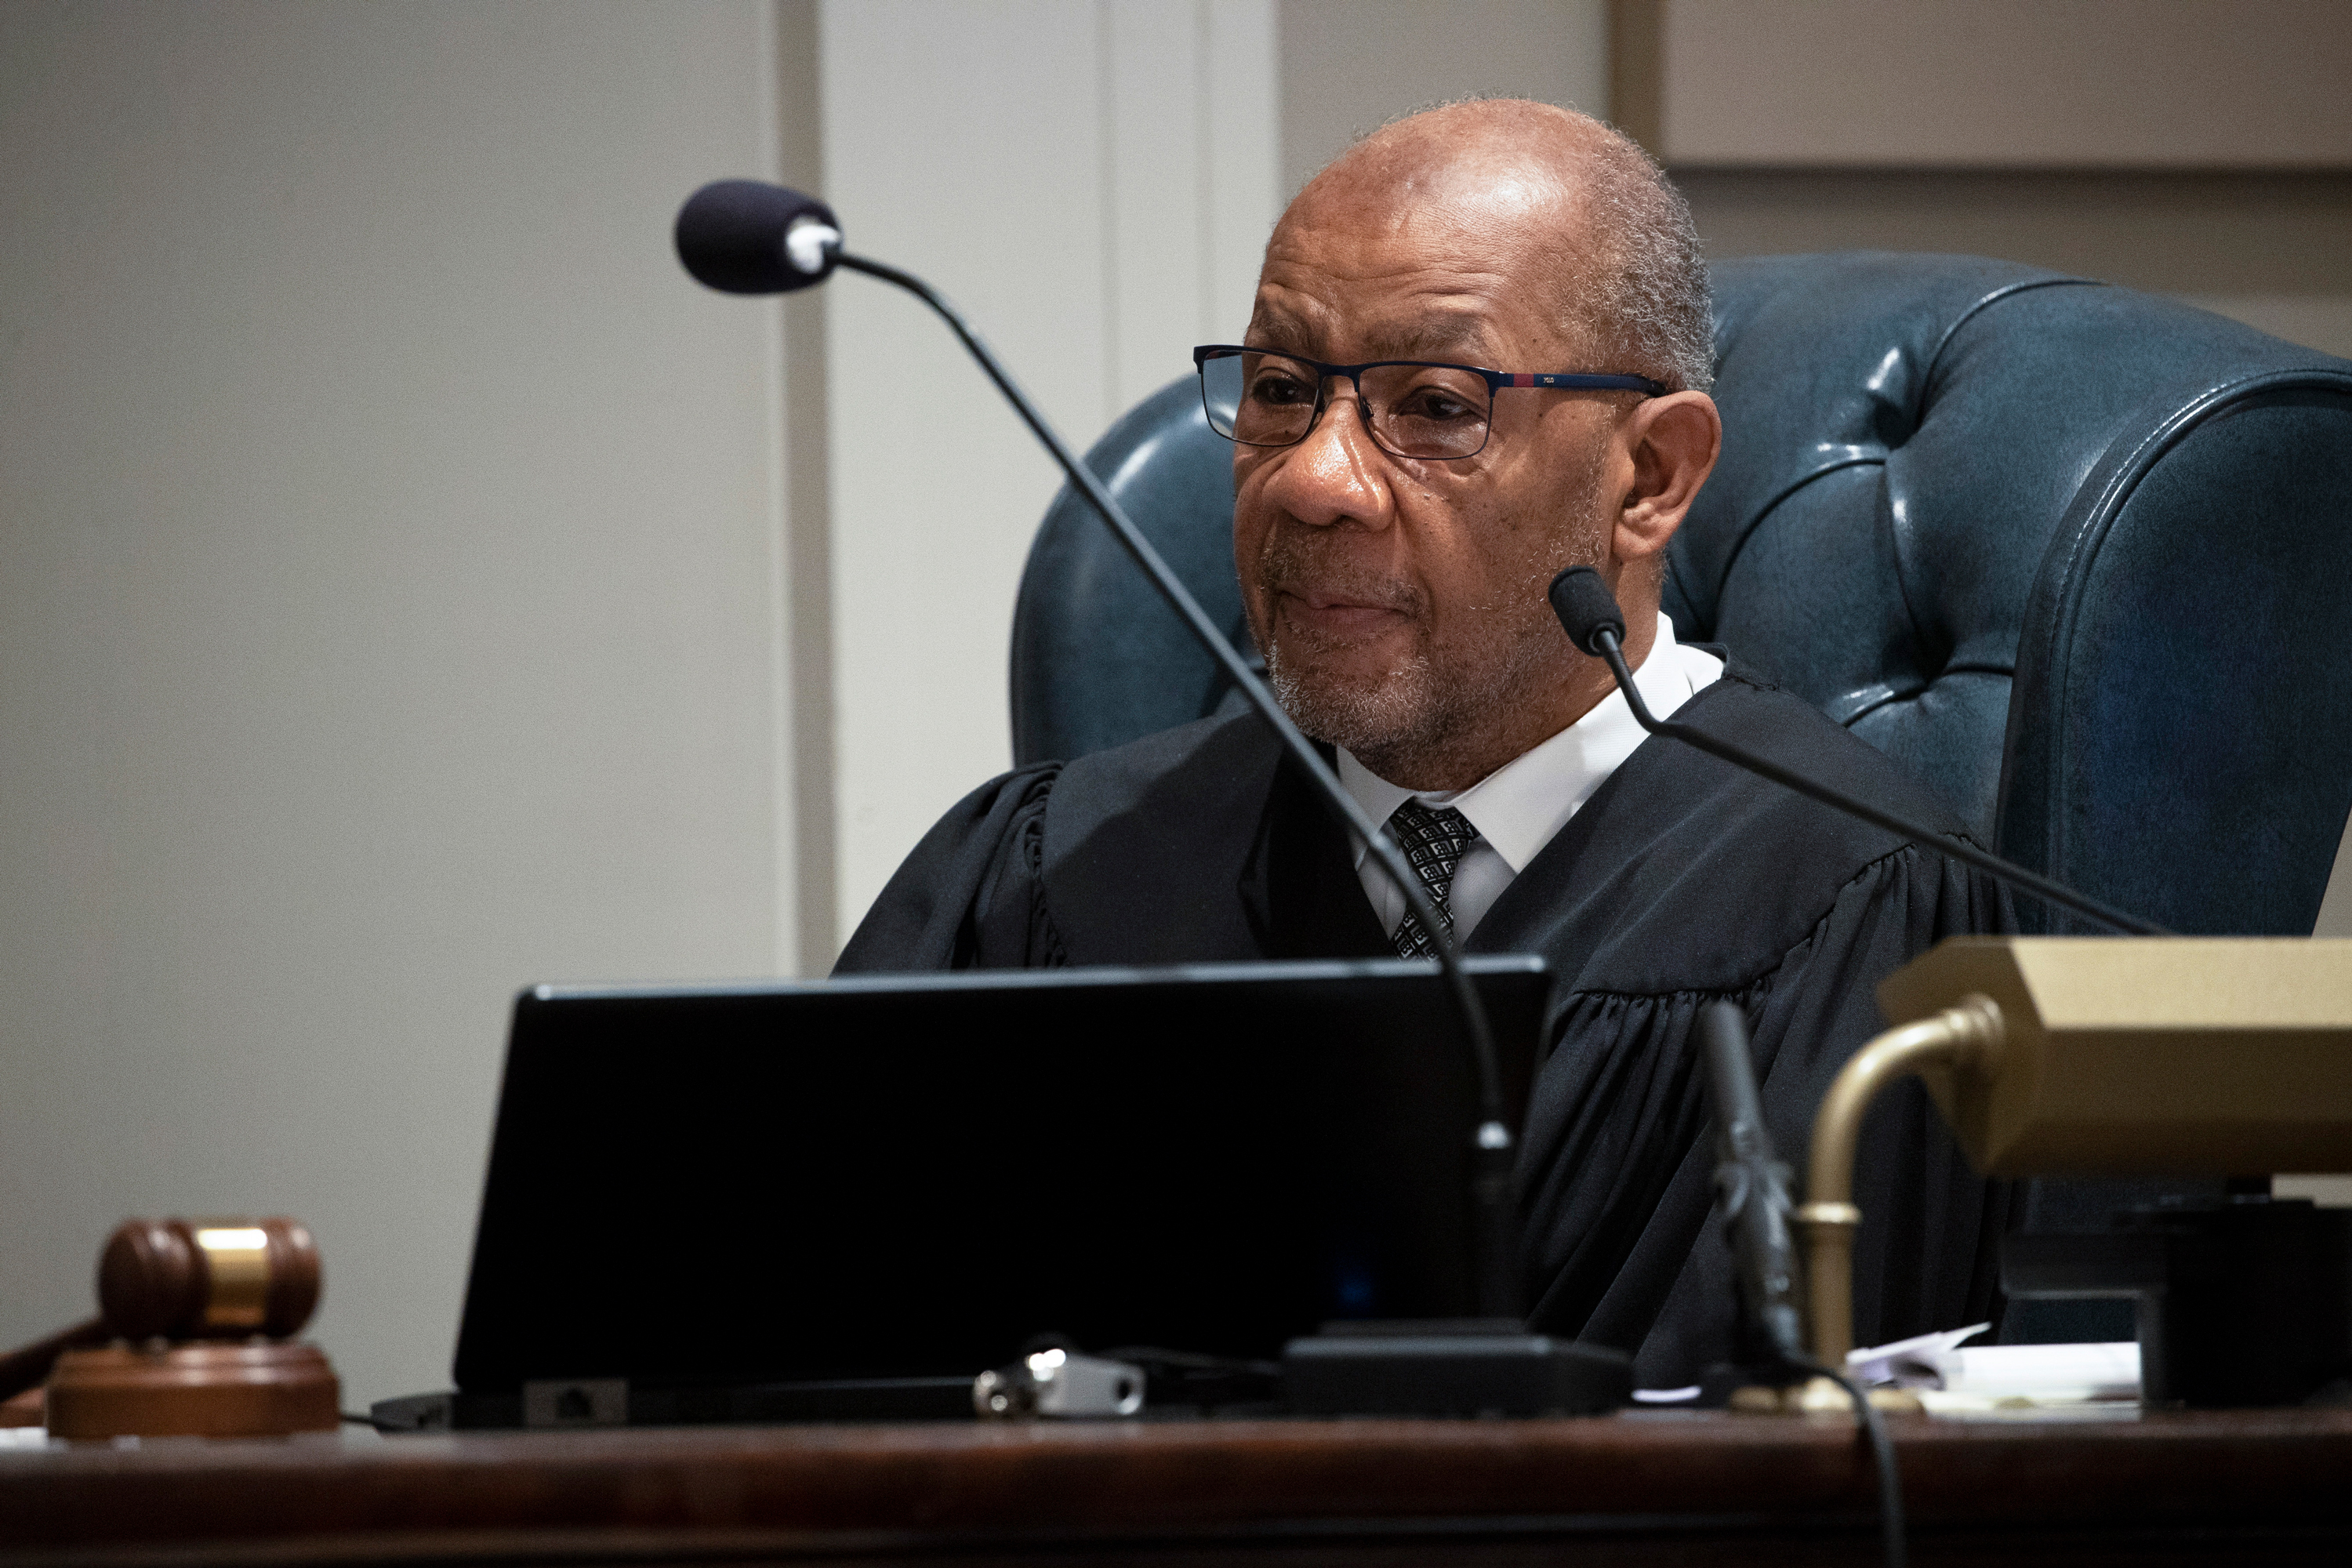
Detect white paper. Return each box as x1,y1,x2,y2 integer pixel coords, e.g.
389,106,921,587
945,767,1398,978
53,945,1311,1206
1849,1326,2140,1405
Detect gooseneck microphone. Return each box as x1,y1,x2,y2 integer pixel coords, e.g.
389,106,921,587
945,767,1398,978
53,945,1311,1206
1699,1000,1806,1368
1700,1001,1908,1568
675,180,843,293
1546,565,2168,937
676,181,1520,1316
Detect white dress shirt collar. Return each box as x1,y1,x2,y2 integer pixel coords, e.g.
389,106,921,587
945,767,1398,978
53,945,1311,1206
1337,614,1724,938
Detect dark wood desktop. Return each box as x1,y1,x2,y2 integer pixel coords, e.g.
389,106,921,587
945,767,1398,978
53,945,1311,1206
5,1406,2350,1566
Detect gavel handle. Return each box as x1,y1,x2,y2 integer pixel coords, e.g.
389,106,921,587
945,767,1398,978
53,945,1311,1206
0,1318,109,1403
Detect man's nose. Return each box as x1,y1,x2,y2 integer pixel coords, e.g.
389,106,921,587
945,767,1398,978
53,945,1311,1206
1263,384,1391,529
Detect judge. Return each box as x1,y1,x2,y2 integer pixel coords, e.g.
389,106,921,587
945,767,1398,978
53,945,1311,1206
839,100,2009,1385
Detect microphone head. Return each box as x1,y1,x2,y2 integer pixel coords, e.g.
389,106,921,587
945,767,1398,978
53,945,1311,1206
1547,565,1627,655
674,180,841,294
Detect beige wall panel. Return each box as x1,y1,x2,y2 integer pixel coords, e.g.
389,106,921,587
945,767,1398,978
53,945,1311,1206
2320,814,2352,938
0,0,794,1406
1107,0,1211,421
1279,0,1609,200
822,0,1279,949
1679,170,2352,358
822,0,1109,952
1658,0,2352,169
2277,1174,2352,1204
1210,0,1286,343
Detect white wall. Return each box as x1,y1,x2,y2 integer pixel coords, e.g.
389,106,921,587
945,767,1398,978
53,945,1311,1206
0,0,795,1407
1278,0,1608,200
818,0,1279,945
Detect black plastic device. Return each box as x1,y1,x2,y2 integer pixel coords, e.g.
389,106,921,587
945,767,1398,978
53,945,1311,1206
1283,1320,1630,1416
2005,1196,2352,1406
430,958,1551,1427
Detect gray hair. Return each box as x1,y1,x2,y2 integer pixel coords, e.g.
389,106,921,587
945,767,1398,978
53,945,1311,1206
1574,128,1715,394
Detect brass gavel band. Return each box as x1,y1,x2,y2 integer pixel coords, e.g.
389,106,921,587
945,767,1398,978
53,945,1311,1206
191,1224,273,1333
1796,996,2005,1365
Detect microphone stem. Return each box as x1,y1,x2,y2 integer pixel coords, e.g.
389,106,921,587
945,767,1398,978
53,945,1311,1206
1589,630,2169,938
836,252,1522,1313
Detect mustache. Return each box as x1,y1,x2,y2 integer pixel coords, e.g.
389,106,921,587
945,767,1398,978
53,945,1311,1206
1251,532,1424,617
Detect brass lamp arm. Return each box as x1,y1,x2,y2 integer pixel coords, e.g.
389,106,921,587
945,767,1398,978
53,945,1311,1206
1794,997,2004,1364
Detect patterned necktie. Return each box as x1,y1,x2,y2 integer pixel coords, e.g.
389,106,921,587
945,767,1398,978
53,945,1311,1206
1386,799,1482,958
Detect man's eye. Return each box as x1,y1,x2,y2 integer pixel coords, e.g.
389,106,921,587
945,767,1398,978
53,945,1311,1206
1248,374,1315,406
1395,387,1478,422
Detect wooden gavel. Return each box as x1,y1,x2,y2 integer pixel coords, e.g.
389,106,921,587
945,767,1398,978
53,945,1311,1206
0,1218,321,1403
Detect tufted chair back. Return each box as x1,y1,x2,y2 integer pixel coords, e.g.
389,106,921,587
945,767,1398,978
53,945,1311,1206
1011,253,2352,937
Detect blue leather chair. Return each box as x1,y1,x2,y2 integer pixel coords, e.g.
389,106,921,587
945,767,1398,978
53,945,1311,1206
1011,252,2352,940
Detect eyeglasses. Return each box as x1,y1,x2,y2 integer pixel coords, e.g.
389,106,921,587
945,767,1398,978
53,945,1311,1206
1193,345,1668,461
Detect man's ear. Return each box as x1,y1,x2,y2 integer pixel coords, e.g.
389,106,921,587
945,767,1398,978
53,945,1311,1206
1613,391,1722,563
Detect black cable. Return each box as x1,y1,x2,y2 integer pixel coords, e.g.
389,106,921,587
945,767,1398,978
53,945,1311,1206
835,249,1522,1313
1700,994,1902,1563
1588,630,2167,937
1797,1360,1907,1568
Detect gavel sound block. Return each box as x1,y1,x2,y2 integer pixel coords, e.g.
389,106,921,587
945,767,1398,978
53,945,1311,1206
0,1218,339,1439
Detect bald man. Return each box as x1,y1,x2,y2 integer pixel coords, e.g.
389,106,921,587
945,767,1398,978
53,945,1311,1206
840,102,2009,1385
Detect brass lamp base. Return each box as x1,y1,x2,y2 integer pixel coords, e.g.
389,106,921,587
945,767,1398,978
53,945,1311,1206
46,1342,339,1439
1729,1376,1922,1416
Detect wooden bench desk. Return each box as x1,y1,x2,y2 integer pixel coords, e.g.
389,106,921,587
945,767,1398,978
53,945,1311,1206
4,1407,2349,1566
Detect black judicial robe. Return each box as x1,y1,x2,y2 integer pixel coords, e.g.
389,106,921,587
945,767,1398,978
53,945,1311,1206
837,663,2013,1385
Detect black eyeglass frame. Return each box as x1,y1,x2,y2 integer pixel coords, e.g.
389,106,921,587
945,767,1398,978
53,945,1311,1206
1192,343,1670,460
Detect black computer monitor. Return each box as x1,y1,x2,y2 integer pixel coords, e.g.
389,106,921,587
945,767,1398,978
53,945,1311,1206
450,957,1551,1416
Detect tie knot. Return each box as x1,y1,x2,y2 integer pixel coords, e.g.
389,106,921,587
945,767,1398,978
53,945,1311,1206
1390,800,1480,877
